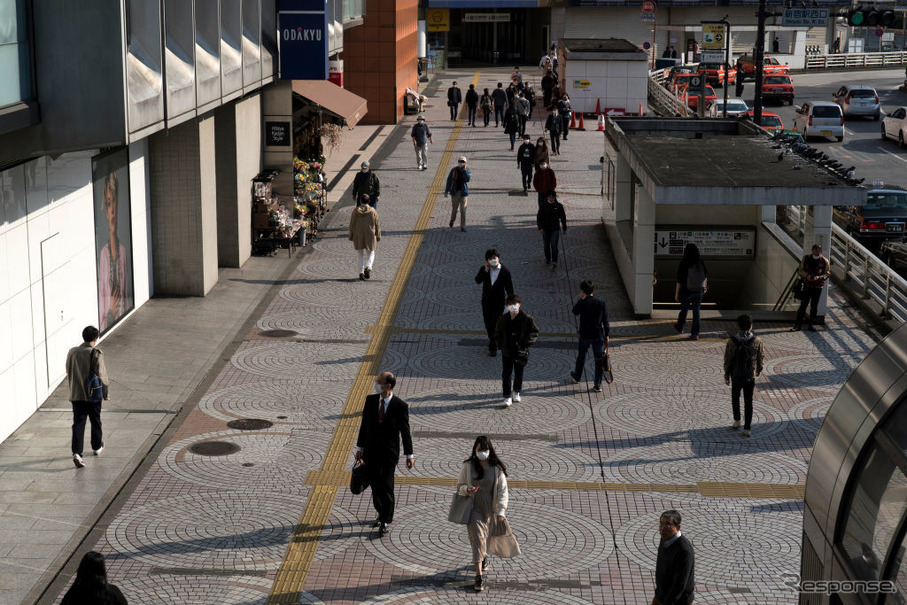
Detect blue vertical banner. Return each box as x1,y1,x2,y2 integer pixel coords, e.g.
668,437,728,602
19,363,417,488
278,0,328,80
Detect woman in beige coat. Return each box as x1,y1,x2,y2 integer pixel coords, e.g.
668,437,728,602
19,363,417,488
349,194,381,280
457,435,519,593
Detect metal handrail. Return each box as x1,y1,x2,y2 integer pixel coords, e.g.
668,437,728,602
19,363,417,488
804,51,907,70
647,70,695,117
787,205,907,322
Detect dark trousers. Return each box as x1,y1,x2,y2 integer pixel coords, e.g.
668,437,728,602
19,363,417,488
550,131,560,154
561,115,570,139
494,105,505,126
574,337,605,387
795,286,822,327
520,165,534,191
369,459,398,523
467,104,477,125
509,131,516,148
450,103,459,120
502,355,524,396
483,109,491,126
542,229,561,263
676,291,703,337
482,302,503,350
71,400,103,455
519,115,527,136
731,377,756,430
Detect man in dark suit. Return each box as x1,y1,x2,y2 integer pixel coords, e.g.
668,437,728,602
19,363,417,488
654,509,695,605
447,81,462,121
475,248,514,357
355,372,414,536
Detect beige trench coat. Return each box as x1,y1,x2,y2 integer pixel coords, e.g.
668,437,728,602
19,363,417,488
349,205,381,251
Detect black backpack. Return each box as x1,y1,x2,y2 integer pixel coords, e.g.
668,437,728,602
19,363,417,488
731,337,756,380
85,349,104,404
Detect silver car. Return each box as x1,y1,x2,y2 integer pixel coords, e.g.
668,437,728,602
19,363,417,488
792,101,845,142
833,84,881,120
708,98,749,117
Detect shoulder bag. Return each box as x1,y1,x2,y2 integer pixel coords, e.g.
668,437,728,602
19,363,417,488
598,342,614,385
86,349,104,404
448,492,472,524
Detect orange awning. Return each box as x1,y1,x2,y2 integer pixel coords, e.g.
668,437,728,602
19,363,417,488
292,80,368,128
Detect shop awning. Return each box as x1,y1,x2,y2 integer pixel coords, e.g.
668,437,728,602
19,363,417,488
292,80,368,128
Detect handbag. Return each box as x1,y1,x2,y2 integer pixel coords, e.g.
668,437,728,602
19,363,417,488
792,278,805,301
598,346,614,385
513,348,530,367
350,460,369,495
491,516,512,537
448,492,472,524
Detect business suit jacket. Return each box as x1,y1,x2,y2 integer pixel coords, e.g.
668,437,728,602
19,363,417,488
447,86,462,105
356,394,413,464
475,265,514,310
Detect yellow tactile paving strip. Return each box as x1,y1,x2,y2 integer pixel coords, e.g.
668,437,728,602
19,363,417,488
267,74,481,605
365,325,727,342
304,470,803,499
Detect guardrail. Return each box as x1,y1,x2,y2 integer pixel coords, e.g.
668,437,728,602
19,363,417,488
787,205,907,322
804,51,907,70
647,68,695,117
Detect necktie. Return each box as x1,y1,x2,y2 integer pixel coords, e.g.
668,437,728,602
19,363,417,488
378,398,386,423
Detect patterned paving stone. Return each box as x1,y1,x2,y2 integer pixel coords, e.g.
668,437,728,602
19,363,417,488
785,396,834,431
422,284,571,313
111,574,275,604
594,390,791,442
414,438,601,482
762,353,860,393
362,499,615,580
406,342,583,382
158,428,328,492
599,441,807,484
406,387,592,435
197,381,347,428
614,496,801,592
359,586,600,603
231,341,405,381
106,493,303,571
256,311,372,339
607,345,727,390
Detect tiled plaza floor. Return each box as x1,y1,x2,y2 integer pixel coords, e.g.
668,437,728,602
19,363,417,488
37,69,885,604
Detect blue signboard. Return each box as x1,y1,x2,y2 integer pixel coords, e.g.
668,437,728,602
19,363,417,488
278,0,328,80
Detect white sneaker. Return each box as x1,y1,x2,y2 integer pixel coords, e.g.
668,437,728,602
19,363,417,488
513,392,521,402
503,397,512,407
73,454,85,468
93,446,104,456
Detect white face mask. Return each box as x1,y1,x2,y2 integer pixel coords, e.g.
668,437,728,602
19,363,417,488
812,254,820,260
374,382,383,394
458,162,466,168
489,259,499,267
539,163,548,170
476,450,490,460
508,304,520,314
361,167,368,173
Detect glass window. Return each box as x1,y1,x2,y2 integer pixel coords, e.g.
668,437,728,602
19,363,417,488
865,192,907,211
887,527,907,602
0,0,31,107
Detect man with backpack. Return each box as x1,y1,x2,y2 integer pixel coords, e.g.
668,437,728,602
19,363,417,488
65,326,109,468
723,314,765,437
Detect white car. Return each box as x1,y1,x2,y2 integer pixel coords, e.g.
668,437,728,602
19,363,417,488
708,98,749,117
792,101,845,142
881,106,907,148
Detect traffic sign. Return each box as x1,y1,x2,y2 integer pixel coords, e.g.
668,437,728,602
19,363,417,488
781,8,829,27
700,51,725,63
643,41,651,50
688,74,704,92
875,27,885,37
702,24,726,50
642,0,656,13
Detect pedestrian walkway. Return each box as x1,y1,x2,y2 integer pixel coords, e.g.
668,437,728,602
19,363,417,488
3,68,884,605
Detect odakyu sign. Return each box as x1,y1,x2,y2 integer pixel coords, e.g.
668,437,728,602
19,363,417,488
278,0,328,80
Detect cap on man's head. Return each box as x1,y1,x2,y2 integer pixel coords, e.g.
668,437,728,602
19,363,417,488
457,156,467,163
361,161,370,168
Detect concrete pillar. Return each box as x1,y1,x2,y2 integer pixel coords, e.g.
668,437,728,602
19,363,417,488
261,80,294,201
215,94,261,268
149,116,219,296
633,183,656,316
615,156,633,224
761,204,775,223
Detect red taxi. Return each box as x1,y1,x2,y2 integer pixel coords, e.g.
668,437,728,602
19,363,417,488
736,54,790,81
742,111,784,131
699,62,737,86
761,75,795,105
680,84,717,111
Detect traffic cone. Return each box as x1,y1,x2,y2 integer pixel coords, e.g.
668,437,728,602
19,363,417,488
569,111,577,129
595,98,602,115
577,112,586,131
597,114,605,131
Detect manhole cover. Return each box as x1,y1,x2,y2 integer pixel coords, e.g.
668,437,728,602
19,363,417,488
227,418,274,431
189,441,240,456
259,329,297,338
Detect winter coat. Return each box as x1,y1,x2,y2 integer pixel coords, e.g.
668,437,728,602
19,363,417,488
352,171,380,200
444,166,471,196
349,205,381,251
447,86,462,105
723,332,765,381
534,143,549,168
66,343,109,402
545,114,562,135
465,89,479,107
533,167,557,195
457,462,509,516
537,199,567,232
494,310,539,360
504,108,520,134
516,97,531,117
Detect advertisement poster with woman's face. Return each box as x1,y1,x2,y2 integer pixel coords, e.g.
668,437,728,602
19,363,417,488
92,148,134,334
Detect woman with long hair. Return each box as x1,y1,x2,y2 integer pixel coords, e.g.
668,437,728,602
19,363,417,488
61,551,128,604
533,136,550,169
674,243,708,340
457,435,519,593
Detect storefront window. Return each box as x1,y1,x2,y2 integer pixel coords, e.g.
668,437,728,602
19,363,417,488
0,0,31,108
839,403,907,586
